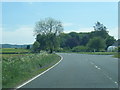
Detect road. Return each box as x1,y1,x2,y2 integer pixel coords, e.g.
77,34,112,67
20,53,118,88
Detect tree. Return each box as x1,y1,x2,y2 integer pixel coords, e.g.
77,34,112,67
26,45,30,49
59,33,71,48
93,21,107,31
105,36,116,48
36,34,47,50
118,46,120,52
65,37,79,49
91,21,109,39
87,37,106,52
90,30,109,39
34,17,63,36
32,41,40,53
34,18,63,53
81,35,89,46
46,33,60,53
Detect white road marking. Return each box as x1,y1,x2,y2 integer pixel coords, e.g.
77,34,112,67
89,61,118,87
15,54,63,89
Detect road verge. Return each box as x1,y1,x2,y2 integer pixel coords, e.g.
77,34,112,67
15,53,63,89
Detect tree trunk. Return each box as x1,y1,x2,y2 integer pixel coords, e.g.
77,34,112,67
50,48,53,54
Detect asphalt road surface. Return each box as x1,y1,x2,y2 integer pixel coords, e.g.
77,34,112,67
21,53,118,88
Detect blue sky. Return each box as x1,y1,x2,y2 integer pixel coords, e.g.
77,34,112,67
2,2,118,44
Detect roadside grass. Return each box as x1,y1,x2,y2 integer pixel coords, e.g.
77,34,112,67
1,48,30,54
0,56,2,90
58,51,116,55
113,52,120,58
2,53,61,88
76,52,116,55
58,51,119,58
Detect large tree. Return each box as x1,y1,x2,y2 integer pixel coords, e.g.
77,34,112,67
34,18,63,53
87,37,106,52
90,21,109,39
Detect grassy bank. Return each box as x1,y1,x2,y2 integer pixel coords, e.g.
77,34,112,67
2,53,61,88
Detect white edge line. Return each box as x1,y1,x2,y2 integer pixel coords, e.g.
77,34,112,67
15,53,63,89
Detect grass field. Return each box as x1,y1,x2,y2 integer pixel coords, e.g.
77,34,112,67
1,48,30,54
1,48,61,88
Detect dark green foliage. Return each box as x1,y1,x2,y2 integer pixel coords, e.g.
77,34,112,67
65,37,79,49
46,33,60,53
90,30,109,39
87,37,106,52
26,45,30,49
78,33,90,45
33,20,116,52
105,36,116,48
36,34,47,50
118,46,120,52
59,33,71,48
32,41,40,53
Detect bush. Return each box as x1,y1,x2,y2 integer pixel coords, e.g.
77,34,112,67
72,46,88,52
118,46,120,52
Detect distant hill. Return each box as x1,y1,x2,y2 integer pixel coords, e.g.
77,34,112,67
0,44,32,48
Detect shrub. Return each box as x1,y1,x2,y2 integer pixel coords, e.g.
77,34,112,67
72,46,88,52
118,46,120,52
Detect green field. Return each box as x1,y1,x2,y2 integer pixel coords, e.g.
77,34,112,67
1,48,61,88
1,48,30,54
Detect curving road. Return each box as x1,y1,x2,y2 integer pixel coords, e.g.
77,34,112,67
20,53,118,88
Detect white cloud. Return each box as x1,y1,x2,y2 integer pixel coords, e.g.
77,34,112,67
64,27,93,33
2,26,35,45
108,27,118,39
0,27,2,44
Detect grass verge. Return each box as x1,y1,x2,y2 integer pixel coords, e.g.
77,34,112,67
2,53,61,88
113,52,120,58
58,51,116,55
0,49,1,90
77,52,116,55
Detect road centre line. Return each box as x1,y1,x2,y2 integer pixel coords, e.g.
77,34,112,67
89,61,118,87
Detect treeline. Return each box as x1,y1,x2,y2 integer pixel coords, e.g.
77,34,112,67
59,30,116,52
32,18,116,53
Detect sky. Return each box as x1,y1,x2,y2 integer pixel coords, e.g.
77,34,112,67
2,2,118,44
